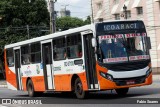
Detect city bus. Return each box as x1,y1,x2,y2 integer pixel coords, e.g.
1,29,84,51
4,20,152,99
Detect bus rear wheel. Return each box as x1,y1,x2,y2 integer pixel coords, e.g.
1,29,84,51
115,88,129,96
27,79,36,97
74,78,86,99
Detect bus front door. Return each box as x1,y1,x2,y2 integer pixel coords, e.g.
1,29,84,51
42,42,54,90
14,49,23,90
83,34,99,90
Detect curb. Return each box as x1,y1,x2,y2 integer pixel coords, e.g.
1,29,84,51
0,85,7,88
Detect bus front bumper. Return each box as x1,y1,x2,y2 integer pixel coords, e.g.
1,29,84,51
98,72,152,90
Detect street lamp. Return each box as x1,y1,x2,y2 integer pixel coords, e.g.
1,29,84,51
123,5,127,19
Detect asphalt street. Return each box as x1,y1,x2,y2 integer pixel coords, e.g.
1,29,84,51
0,75,159,107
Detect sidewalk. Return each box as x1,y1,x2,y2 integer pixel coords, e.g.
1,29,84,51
0,75,159,88
0,80,7,88
152,75,160,81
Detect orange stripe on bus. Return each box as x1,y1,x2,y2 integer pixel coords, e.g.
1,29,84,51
54,72,88,91
22,76,45,91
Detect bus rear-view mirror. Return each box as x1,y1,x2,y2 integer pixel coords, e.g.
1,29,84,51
146,37,151,49
92,38,97,47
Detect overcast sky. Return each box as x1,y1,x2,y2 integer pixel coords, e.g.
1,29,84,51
54,0,91,20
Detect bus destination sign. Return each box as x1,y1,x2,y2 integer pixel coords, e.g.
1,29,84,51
104,23,137,31
96,21,145,33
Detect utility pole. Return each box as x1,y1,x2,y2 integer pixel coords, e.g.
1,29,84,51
91,0,94,23
26,25,30,39
123,5,127,20
49,0,57,33
27,0,31,39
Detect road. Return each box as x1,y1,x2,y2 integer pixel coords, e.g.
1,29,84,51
0,75,159,107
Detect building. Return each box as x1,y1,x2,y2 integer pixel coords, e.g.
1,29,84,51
60,8,71,17
92,0,160,73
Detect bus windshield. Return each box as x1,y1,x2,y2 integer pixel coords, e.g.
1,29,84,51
96,21,150,64
98,33,149,63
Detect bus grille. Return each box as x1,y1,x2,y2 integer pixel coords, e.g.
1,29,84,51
114,76,146,86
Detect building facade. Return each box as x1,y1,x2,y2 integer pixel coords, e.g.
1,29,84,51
92,0,160,73
60,8,71,17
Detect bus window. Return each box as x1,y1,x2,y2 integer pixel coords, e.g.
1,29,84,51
6,49,14,67
53,37,66,60
67,34,82,59
21,45,31,65
30,43,41,63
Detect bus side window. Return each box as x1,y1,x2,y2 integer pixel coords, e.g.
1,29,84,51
6,49,14,67
67,34,82,59
53,37,66,60
21,45,31,65
30,43,41,63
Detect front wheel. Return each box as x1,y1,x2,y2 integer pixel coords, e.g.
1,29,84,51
115,88,129,96
74,78,86,99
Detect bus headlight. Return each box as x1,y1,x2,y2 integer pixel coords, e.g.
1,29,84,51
146,68,152,77
100,72,113,81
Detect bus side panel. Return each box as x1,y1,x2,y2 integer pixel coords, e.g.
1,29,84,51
54,72,88,91
22,77,27,91
21,76,45,92
78,72,88,91
54,74,72,91
4,49,17,90
96,62,152,90
31,76,45,91
21,64,46,92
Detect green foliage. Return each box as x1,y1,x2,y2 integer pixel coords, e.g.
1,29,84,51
0,0,91,69
56,16,91,31
84,16,91,25
0,0,50,66
0,0,49,26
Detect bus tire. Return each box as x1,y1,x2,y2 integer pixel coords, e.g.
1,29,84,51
27,79,36,97
115,88,129,96
74,78,86,99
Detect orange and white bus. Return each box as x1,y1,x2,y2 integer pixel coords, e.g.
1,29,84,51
4,20,152,99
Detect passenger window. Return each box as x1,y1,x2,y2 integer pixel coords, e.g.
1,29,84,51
67,34,82,59
21,45,31,65
6,49,14,67
53,37,66,60
30,43,41,63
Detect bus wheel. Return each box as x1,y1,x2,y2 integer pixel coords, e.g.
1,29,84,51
74,78,86,99
115,88,129,96
27,79,36,97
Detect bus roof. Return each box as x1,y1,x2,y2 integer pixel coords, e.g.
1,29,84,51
94,19,143,24
4,19,143,49
5,24,93,49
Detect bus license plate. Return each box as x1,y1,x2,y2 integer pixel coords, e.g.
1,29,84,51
126,80,135,85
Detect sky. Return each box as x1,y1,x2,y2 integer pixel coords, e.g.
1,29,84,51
54,0,91,20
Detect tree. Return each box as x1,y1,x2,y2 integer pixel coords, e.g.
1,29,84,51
0,0,49,26
0,0,50,71
84,16,91,25
56,16,90,31
0,0,50,42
